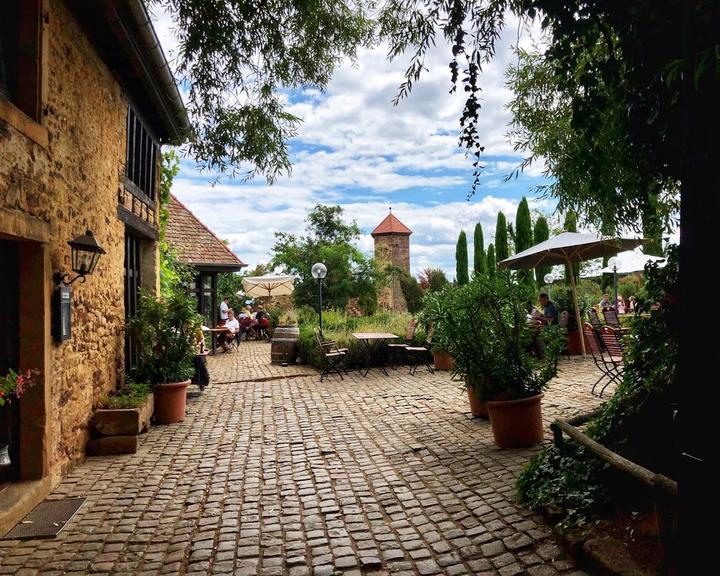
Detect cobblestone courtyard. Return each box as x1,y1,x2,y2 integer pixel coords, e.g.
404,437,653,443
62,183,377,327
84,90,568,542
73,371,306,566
0,342,608,575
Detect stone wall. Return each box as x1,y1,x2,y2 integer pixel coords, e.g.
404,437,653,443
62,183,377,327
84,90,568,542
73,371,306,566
374,237,410,313
0,0,158,480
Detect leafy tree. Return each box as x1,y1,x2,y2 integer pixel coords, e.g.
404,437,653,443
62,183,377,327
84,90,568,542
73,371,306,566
486,244,496,278
563,211,579,286
534,216,550,286
494,212,509,263
455,230,469,285
515,197,534,290
419,267,449,292
271,204,378,311
473,223,486,277
397,270,424,314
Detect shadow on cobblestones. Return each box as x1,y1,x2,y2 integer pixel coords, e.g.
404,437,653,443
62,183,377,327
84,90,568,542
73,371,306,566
0,342,605,575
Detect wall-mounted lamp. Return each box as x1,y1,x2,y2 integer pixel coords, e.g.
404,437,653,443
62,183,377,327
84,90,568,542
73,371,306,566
53,230,106,286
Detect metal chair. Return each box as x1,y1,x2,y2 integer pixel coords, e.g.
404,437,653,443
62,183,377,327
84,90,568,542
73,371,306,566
315,328,347,381
405,326,435,375
583,322,623,397
602,307,622,329
587,307,603,331
387,318,418,368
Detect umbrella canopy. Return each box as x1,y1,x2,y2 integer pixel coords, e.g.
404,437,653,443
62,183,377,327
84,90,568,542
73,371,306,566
498,232,645,355
599,251,666,275
242,275,295,298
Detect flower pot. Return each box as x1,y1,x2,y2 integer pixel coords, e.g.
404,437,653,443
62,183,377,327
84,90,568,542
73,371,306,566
153,380,190,424
467,388,489,418
433,350,455,371
486,393,544,448
566,330,588,356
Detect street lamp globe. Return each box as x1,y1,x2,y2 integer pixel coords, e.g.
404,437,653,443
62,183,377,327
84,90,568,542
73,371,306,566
543,273,554,285
608,256,619,269
311,262,327,279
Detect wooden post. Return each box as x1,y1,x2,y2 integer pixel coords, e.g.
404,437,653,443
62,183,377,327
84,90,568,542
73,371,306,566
566,257,586,355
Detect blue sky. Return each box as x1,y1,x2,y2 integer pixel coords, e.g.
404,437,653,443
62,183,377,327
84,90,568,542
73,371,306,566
153,12,559,279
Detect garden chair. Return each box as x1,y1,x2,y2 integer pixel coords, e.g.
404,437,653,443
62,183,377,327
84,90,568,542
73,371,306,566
314,328,347,382
405,326,435,375
317,328,349,354
602,307,622,329
583,323,622,397
387,318,418,368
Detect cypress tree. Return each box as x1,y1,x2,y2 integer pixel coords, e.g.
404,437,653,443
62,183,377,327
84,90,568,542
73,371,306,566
486,244,496,277
473,222,486,276
455,230,469,285
495,212,509,263
534,216,551,285
515,198,534,289
563,211,580,285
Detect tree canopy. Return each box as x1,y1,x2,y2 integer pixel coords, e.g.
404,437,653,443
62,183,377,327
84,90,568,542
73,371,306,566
473,223,486,277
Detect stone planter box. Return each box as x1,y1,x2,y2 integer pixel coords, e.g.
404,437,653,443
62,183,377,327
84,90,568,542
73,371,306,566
87,394,153,456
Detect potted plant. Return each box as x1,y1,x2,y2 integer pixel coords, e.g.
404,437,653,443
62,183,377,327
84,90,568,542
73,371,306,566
1,369,39,465
425,275,563,446
549,285,591,355
127,291,201,424
420,293,455,372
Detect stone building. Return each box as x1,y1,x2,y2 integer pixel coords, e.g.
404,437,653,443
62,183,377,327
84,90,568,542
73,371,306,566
372,210,413,312
166,194,246,327
0,0,188,532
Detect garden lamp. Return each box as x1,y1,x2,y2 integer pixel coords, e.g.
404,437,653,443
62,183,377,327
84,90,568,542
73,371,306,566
543,273,554,285
608,256,619,307
53,230,106,286
311,262,327,330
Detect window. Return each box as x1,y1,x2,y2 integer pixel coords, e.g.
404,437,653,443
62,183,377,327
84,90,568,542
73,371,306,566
124,234,141,370
125,107,159,202
0,0,42,121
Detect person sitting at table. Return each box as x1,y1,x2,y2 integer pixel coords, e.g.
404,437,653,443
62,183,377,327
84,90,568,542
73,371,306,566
254,305,269,340
628,295,637,312
617,295,626,314
538,293,558,326
219,296,231,326
599,293,613,310
218,310,240,352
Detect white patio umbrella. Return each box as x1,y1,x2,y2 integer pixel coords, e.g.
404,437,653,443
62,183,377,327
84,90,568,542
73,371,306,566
241,274,295,298
498,232,645,355
599,251,666,275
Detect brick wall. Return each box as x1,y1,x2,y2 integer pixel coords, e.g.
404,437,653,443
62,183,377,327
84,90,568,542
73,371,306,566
0,0,159,480
374,235,410,313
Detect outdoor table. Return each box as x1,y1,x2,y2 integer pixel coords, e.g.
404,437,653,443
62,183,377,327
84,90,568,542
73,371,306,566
202,326,231,355
351,332,399,377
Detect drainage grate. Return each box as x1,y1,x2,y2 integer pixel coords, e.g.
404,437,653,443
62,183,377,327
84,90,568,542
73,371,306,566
2,497,85,540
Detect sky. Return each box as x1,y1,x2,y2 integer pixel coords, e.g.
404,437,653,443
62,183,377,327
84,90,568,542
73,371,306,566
152,10,559,280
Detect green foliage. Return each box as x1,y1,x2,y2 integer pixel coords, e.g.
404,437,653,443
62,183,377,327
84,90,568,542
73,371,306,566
455,230,469,285
98,381,152,409
217,272,245,312
486,244,496,277
549,281,600,331
296,310,420,370
534,216,551,285
425,268,449,292
271,204,378,311
618,274,645,302
127,291,202,386
518,246,679,528
473,223,486,276
515,197,535,291
397,270,424,314
494,212,509,263
421,276,563,401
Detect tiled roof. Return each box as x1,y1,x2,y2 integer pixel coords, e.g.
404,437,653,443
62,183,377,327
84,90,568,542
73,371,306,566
166,195,246,269
371,212,412,236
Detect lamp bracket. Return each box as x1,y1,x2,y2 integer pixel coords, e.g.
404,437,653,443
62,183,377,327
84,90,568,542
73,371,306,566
53,272,87,287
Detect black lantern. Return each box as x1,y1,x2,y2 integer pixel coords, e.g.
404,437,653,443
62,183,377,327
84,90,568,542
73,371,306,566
53,230,106,286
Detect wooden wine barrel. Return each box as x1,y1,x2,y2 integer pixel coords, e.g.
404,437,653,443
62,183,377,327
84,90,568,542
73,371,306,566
270,326,300,364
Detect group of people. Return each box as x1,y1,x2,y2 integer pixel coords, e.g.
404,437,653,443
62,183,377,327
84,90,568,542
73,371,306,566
598,293,636,315
216,297,270,352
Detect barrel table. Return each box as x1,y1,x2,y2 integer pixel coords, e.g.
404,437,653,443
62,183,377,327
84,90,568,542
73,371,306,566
270,326,300,364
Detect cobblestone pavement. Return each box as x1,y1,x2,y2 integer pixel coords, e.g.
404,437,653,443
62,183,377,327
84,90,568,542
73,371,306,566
0,343,608,575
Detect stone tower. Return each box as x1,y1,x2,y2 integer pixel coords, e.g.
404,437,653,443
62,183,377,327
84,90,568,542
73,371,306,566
372,209,412,312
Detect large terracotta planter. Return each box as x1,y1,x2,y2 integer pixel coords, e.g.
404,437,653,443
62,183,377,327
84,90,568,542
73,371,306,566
486,393,544,448
466,388,489,418
153,380,190,424
566,330,589,356
433,350,455,371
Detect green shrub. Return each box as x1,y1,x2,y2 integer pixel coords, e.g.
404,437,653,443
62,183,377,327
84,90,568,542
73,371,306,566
549,282,599,330
398,271,423,313
98,381,152,409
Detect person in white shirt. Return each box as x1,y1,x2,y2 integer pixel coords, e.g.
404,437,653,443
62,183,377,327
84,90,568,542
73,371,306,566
219,310,240,352
219,297,230,323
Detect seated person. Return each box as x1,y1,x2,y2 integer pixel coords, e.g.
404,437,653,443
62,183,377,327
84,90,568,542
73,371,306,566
538,293,558,326
628,295,637,312
218,310,240,352
616,295,626,314
599,293,614,310
254,305,269,339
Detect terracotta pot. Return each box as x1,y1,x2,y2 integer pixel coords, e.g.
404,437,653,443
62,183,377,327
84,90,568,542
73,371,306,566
433,350,455,371
566,330,589,355
486,393,544,448
466,388,489,418
153,380,190,424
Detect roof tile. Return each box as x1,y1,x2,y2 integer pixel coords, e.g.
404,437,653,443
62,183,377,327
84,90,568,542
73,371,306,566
371,212,412,236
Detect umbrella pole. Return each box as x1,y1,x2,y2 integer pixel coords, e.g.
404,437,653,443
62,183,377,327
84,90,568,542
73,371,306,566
567,257,586,355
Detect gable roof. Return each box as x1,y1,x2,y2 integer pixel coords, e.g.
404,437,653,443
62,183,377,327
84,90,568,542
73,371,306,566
166,195,246,271
371,212,413,236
